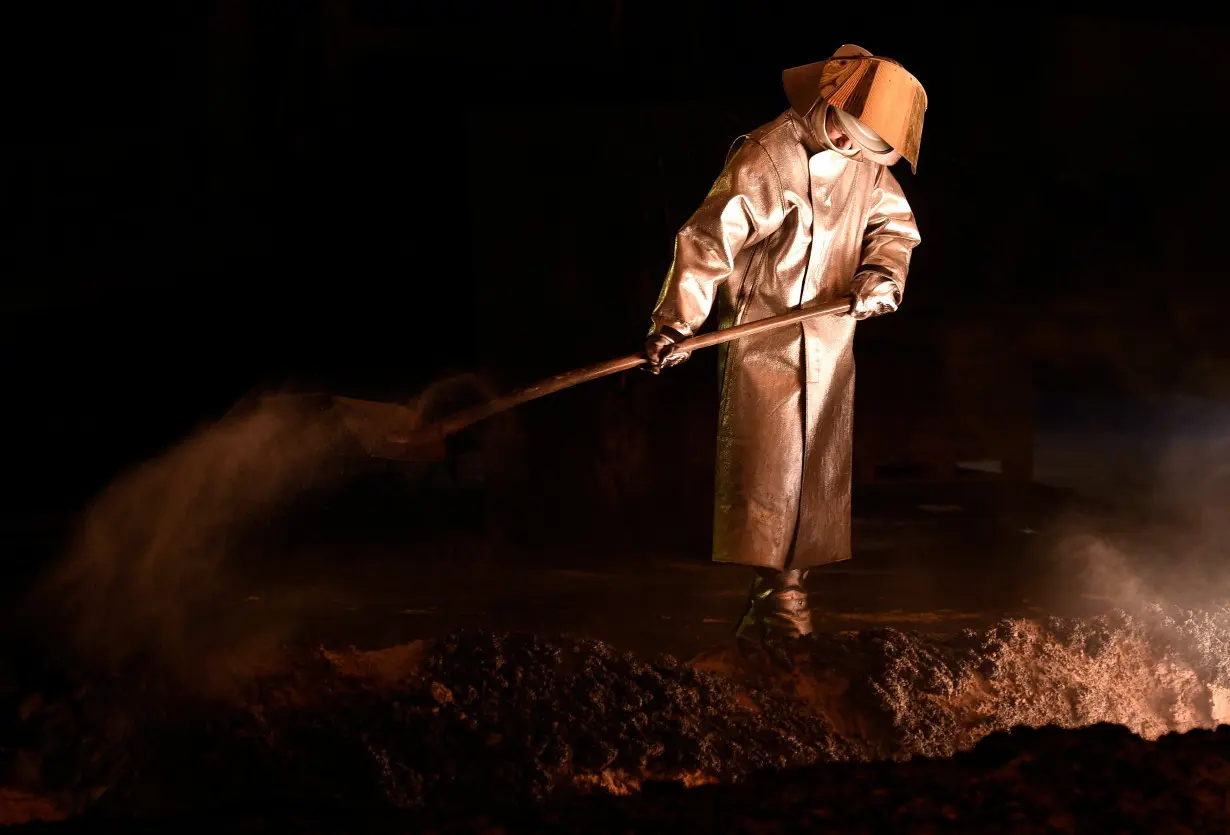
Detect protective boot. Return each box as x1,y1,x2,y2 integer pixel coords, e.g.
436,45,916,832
734,567,814,643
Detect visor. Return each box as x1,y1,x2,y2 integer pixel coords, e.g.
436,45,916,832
783,52,927,172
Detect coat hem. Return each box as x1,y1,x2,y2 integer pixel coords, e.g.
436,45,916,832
712,553,852,570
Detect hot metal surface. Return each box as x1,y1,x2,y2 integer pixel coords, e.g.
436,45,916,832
651,110,920,570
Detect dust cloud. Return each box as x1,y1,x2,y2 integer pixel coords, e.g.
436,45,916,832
29,376,504,692
35,394,351,687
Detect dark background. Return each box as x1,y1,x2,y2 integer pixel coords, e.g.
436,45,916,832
3,4,1229,579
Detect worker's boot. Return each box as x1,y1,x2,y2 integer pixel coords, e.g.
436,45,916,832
735,567,813,644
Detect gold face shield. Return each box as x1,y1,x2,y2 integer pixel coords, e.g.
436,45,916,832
783,52,928,172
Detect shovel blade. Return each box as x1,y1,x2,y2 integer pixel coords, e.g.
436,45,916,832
330,395,448,463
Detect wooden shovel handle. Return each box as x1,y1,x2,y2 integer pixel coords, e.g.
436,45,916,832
423,297,854,443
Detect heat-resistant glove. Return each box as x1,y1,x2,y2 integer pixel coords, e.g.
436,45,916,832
849,273,901,320
643,325,691,374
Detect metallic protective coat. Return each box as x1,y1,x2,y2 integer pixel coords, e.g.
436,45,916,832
650,110,920,570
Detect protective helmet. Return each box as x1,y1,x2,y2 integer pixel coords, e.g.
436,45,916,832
783,44,927,171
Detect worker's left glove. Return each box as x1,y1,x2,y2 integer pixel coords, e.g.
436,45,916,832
849,273,901,320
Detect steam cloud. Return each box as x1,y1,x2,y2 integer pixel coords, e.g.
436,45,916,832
1050,402,1230,614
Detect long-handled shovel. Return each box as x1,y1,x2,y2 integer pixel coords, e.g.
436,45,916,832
335,297,854,462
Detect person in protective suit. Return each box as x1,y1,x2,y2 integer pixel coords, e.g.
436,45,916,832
644,45,926,643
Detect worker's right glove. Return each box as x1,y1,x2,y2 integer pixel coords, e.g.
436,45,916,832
643,326,691,374
849,273,901,320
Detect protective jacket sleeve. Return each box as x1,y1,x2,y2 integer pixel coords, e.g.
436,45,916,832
650,139,786,337
854,166,921,300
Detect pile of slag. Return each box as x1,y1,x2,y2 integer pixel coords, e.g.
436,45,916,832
517,722,1230,833
694,602,1230,760
3,603,1230,825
